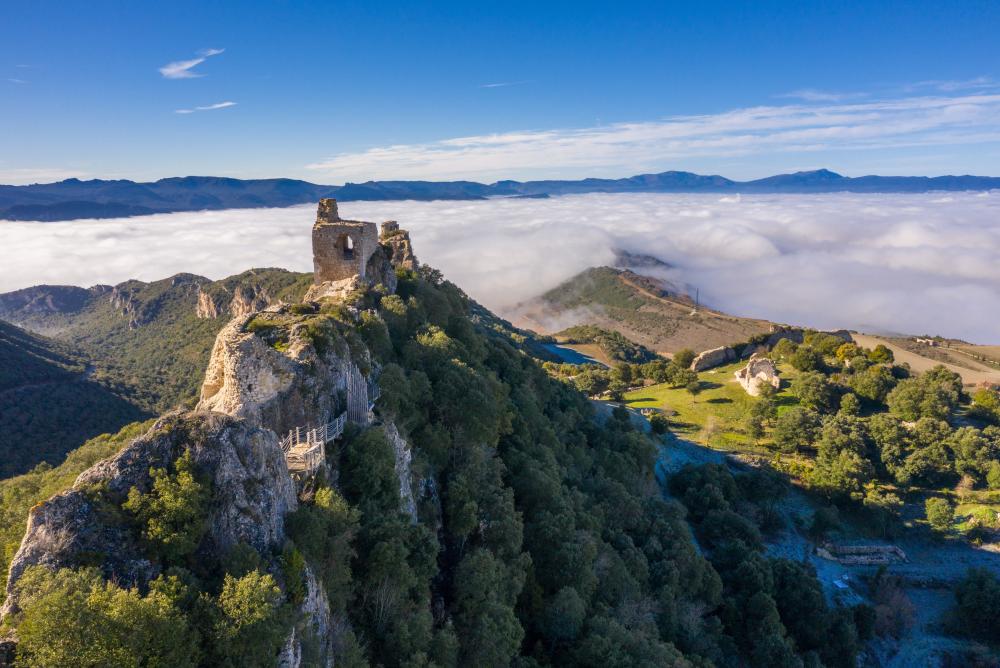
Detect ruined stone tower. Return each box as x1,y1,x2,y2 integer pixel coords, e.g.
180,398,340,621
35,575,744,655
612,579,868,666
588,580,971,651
312,198,380,283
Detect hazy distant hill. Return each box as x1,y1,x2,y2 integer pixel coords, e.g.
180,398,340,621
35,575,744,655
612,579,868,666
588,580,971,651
3,168,999,220
513,264,773,354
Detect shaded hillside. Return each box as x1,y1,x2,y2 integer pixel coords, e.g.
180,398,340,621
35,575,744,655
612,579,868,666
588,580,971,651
514,265,773,354
5,168,1000,220
0,321,147,477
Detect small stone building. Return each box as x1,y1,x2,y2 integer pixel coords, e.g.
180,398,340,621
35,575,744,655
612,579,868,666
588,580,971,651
735,353,781,396
312,198,380,283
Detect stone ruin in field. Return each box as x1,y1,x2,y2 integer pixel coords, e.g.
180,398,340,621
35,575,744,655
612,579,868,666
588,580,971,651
735,353,781,396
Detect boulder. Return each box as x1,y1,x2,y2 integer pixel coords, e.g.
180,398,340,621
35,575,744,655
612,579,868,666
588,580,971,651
690,346,736,372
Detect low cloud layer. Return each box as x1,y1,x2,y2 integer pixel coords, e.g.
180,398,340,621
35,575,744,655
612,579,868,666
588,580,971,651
2,192,998,342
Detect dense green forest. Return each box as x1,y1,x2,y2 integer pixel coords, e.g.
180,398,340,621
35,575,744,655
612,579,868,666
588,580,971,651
0,322,147,477
554,324,657,363
0,267,875,667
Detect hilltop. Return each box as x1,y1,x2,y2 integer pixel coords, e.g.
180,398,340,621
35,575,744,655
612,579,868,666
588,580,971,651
4,168,1000,221
513,264,774,355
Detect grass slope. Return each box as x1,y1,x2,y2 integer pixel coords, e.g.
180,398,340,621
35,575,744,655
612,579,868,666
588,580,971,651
517,266,772,354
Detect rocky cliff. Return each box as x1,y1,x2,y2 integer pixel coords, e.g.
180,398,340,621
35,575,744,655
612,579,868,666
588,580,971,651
1,217,423,667
1,411,295,617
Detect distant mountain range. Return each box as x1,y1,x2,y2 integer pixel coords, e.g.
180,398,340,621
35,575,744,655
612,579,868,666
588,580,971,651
3,168,999,221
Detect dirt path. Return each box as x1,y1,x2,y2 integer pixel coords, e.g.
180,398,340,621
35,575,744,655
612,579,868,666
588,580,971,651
853,333,1000,387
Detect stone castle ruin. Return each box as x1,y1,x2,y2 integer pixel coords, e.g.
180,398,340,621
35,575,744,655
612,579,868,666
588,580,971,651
312,198,380,283
735,353,781,396
306,198,416,302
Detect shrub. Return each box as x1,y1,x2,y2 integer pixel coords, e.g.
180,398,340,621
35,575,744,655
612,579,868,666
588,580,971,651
122,449,211,564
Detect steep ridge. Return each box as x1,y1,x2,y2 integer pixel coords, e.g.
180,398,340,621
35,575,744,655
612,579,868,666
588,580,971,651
513,265,773,354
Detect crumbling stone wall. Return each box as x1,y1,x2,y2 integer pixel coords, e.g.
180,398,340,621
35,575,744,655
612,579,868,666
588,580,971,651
312,199,379,283
735,354,781,396
690,346,736,372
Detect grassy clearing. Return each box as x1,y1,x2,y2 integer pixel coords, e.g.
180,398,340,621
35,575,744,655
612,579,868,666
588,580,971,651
954,489,1000,534
623,360,803,451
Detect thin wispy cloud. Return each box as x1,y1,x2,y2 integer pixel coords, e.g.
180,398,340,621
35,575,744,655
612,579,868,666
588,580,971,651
905,76,999,93
7,78,27,84
306,92,1000,181
777,89,865,102
479,81,529,88
175,101,237,114
159,48,225,79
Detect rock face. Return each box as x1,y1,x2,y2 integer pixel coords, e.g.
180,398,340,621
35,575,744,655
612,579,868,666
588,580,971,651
690,345,737,371
198,312,354,438
2,412,296,616
380,221,419,270
385,422,417,522
197,284,272,319
735,354,781,396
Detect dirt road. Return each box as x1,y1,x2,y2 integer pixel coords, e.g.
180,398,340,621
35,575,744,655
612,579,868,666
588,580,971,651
853,333,1000,387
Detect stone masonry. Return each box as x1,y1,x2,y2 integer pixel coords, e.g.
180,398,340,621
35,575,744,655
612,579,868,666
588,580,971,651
312,199,380,283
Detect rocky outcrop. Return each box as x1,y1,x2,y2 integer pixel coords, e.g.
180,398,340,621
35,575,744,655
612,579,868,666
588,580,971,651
735,354,781,396
198,312,355,438
196,287,221,318
197,284,272,319
2,412,296,617
109,285,143,329
380,221,419,271
690,345,736,371
385,422,417,522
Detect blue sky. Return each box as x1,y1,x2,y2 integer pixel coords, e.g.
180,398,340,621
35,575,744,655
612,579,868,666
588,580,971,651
3,0,1000,184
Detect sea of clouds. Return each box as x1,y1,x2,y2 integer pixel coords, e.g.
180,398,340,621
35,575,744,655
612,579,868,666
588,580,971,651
2,192,998,343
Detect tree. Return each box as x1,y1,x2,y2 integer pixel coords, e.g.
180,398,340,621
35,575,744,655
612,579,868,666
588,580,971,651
122,449,210,564
686,380,703,402
839,393,861,416
868,344,894,364
13,566,200,668
988,461,1000,490
672,368,699,389
849,366,896,404
772,408,821,453
541,586,586,644
648,412,670,434
672,348,696,370
771,338,798,359
835,343,861,364
214,570,289,667
952,568,1000,641
924,497,954,534
886,366,962,422
790,346,825,372
793,372,836,413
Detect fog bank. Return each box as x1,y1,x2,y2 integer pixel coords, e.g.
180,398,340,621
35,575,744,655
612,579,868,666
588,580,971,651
2,192,998,343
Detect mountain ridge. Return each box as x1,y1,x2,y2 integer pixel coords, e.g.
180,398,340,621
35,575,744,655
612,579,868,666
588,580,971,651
3,168,1000,221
